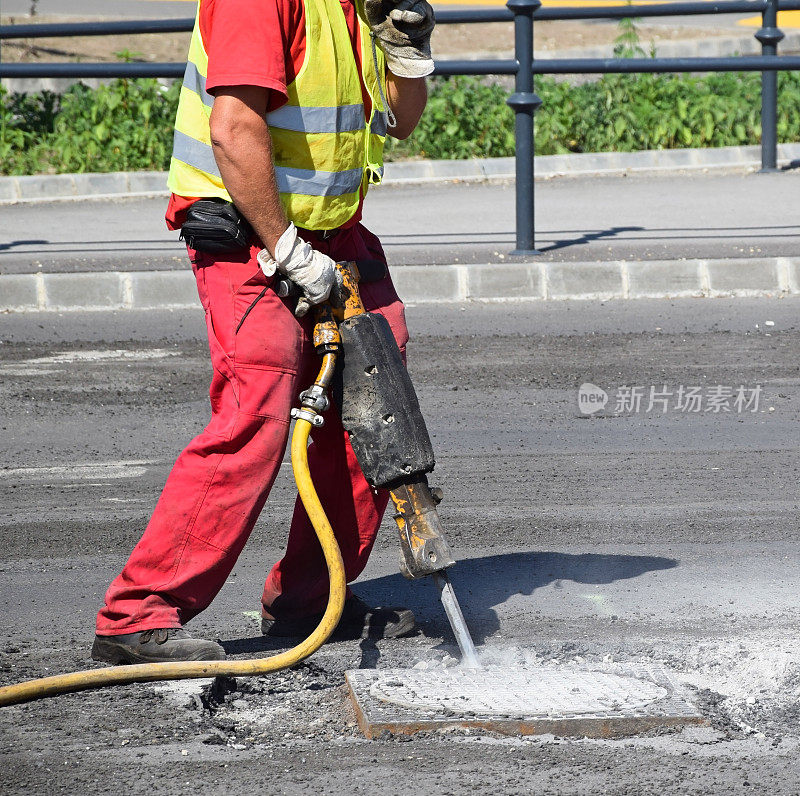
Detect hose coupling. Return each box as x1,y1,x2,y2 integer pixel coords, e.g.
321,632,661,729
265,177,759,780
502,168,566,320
298,385,330,414
291,407,324,427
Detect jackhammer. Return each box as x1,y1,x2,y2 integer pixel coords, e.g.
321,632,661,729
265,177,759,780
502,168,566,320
0,260,477,708
289,259,478,666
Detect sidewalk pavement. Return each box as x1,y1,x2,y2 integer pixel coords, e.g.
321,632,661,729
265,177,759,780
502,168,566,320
2,165,799,311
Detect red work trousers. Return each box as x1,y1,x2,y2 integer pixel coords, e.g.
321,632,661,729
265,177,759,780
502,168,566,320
96,223,408,634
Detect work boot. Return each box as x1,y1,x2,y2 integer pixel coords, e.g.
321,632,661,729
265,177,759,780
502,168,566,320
261,596,415,640
91,628,226,664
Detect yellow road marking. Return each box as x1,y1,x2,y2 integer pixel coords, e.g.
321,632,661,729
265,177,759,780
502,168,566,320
738,11,800,28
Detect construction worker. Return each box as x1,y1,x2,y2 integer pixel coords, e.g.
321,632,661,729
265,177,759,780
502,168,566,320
91,0,434,663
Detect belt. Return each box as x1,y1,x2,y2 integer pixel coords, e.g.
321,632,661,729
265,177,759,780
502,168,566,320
297,226,341,241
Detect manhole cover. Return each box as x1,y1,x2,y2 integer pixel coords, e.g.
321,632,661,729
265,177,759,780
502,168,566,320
346,663,703,738
369,666,667,718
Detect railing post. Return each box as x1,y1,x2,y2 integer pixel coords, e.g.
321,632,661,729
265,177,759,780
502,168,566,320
756,0,784,171
506,0,541,255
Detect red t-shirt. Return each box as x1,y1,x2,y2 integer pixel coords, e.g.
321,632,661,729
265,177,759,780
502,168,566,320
166,0,372,231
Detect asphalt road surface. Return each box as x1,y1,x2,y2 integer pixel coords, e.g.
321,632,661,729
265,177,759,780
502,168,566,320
3,171,799,274
1,298,799,794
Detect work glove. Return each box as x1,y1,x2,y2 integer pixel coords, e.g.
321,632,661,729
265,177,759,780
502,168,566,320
257,223,336,317
365,0,436,79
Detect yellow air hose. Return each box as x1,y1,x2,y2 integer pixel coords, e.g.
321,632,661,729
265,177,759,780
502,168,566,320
0,358,346,708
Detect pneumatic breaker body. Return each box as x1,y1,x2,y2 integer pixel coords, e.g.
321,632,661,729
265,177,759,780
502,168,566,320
336,310,455,579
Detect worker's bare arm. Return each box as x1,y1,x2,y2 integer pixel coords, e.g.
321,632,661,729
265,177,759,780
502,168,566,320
386,73,427,140
209,85,288,257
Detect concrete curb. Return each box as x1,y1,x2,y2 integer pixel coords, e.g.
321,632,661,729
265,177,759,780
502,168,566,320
2,257,798,312
3,143,799,205
537,30,800,63
0,171,169,204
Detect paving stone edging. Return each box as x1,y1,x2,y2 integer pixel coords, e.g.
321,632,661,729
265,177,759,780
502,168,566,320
3,143,800,204
2,257,798,312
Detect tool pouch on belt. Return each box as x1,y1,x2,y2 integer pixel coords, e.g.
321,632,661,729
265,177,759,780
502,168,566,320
180,198,253,254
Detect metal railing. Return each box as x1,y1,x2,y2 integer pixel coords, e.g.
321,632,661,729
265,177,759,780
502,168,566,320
2,1,800,253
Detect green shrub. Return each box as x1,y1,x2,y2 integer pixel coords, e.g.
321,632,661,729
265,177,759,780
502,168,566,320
385,71,800,161
3,70,800,175
1,78,180,175
386,77,515,160
537,71,764,154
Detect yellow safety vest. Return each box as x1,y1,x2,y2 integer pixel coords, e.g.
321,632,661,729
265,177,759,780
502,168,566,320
168,0,387,231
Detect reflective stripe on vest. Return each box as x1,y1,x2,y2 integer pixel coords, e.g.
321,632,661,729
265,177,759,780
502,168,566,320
183,61,214,109
173,130,364,197
277,165,364,196
173,129,218,176
370,111,387,137
268,104,365,134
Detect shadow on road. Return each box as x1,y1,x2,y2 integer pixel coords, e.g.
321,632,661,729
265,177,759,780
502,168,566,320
355,550,678,647
538,225,644,253
379,225,646,254
0,239,49,250
221,551,677,660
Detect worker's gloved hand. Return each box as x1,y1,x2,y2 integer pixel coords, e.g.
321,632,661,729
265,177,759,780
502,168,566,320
365,0,435,79
258,223,336,317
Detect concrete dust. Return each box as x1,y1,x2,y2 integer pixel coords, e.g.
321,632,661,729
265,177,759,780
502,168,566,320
679,637,800,739
143,636,800,753
403,641,800,737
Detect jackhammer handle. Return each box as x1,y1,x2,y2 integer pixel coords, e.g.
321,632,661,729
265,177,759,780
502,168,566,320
275,259,388,298
349,259,388,284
